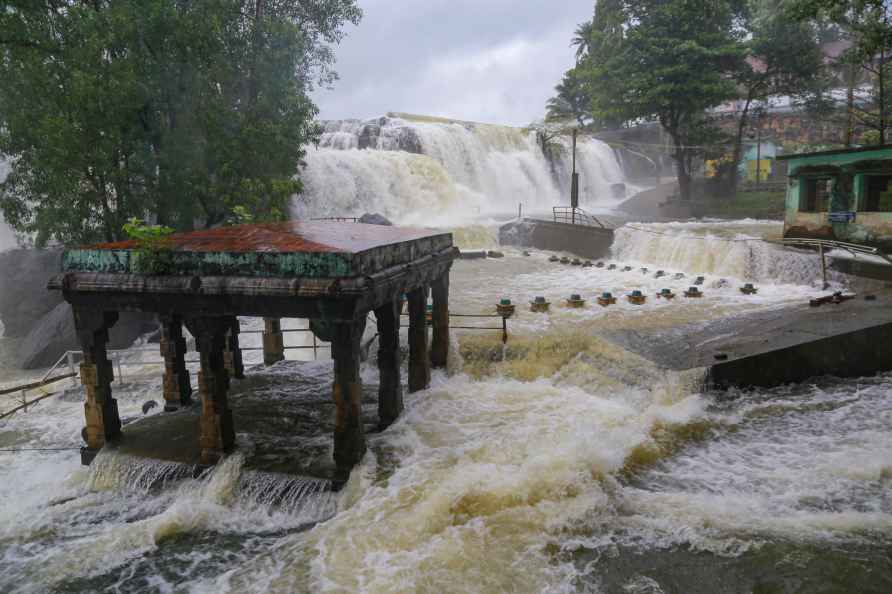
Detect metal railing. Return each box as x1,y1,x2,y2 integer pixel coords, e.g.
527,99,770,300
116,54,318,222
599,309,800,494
310,217,359,223
401,312,510,344
779,237,892,265
1,311,509,419
239,326,328,359
552,206,607,229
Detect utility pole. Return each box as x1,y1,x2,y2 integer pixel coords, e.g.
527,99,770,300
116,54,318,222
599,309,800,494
571,128,579,225
754,109,762,189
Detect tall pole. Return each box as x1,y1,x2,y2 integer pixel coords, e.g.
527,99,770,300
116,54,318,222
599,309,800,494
571,128,579,225
755,111,762,189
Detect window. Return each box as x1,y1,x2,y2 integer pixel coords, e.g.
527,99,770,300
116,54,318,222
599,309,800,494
800,177,831,212
864,175,892,212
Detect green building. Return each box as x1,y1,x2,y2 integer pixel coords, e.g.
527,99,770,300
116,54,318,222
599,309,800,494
778,145,892,253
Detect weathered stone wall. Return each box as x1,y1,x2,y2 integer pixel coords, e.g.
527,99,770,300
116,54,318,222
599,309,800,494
0,248,155,368
0,249,64,337
499,219,614,259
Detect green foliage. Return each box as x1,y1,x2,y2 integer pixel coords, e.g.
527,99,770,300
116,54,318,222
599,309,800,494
570,0,744,199
790,0,892,144
0,1,361,247
122,218,175,275
721,1,825,194
697,190,786,219
225,205,255,226
545,69,592,126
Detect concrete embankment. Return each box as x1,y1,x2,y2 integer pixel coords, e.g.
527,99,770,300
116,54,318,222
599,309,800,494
499,218,614,259
603,295,892,389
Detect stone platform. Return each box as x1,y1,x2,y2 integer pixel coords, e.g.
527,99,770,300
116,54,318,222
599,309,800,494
114,361,379,481
49,221,458,473
603,294,892,388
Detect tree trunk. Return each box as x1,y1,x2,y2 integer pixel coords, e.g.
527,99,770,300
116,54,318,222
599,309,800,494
846,62,856,147
664,124,691,202
879,46,886,145
674,147,691,202
729,95,753,200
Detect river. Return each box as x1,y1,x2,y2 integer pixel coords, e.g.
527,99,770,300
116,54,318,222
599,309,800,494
0,117,890,593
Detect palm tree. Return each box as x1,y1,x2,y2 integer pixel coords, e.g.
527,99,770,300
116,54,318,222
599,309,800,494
572,21,594,62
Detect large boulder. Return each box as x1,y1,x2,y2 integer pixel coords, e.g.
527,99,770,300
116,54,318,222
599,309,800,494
17,303,158,370
0,249,64,337
358,212,393,226
498,220,534,247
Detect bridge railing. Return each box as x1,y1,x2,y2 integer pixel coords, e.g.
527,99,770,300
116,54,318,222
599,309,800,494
552,206,606,229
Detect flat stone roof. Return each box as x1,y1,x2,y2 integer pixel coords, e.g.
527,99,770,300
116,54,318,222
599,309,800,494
62,221,454,278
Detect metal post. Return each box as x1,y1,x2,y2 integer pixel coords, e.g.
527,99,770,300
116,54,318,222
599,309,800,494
518,203,522,219
502,316,508,344
571,129,578,224
755,112,762,188
67,351,77,387
820,243,828,290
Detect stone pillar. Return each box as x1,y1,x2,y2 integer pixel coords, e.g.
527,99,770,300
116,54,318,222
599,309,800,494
262,317,285,366
407,286,430,393
223,316,245,380
331,319,366,469
430,273,450,369
74,308,121,462
186,317,235,465
159,315,192,412
375,300,403,428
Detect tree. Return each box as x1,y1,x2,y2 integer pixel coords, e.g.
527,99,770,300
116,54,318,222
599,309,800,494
585,0,743,201
0,1,361,247
545,69,592,126
792,0,892,145
725,2,824,194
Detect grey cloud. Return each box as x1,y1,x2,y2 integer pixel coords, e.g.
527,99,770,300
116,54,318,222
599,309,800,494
313,0,595,126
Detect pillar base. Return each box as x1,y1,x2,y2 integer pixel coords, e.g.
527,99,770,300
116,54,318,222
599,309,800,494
80,447,99,466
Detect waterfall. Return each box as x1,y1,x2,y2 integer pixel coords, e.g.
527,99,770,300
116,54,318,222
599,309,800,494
0,160,14,252
611,221,829,286
292,115,628,226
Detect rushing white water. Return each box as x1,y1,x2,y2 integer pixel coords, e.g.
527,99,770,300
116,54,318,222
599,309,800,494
1,242,891,593
2,147,891,594
612,220,834,287
293,116,627,226
0,160,15,252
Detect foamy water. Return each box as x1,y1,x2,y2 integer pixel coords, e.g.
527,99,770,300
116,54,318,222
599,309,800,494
1,221,890,593
292,116,627,226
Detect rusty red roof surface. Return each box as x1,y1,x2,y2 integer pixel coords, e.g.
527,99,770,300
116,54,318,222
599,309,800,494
92,221,444,254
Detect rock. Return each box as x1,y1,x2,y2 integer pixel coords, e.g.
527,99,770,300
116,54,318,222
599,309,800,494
459,250,487,260
357,123,381,150
393,126,424,154
498,220,535,247
142,401,158,415
358,213,393,226
610,182,627,200
0,249,64,337
17,303,158,370
486,250,505,258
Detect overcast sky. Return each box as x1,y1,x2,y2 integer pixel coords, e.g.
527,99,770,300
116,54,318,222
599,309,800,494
312,0,595,126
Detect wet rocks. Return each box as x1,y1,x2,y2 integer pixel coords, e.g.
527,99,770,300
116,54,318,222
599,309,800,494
498,219,535,247
0,248,63,337
17,303,157,369
358,212,393,226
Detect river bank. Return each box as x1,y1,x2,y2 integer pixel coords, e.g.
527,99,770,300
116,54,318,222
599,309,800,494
1,219,890,593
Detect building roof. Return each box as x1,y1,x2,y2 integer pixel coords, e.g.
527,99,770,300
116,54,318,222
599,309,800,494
776,144,892,161
92,220,441,254
62,221,454,279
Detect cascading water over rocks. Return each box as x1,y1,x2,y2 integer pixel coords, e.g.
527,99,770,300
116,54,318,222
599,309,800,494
292,115,628,226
